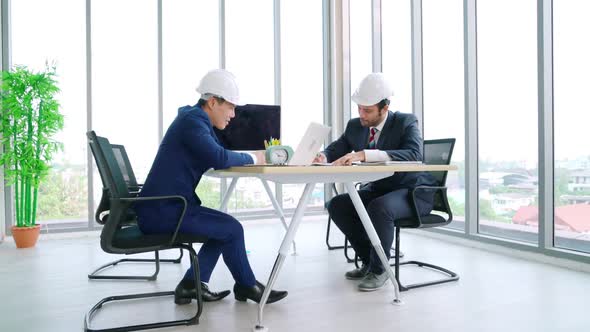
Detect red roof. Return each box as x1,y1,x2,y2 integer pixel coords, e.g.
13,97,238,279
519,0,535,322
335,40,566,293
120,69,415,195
513,206,537,224
555,205,590,233
512,204,590,232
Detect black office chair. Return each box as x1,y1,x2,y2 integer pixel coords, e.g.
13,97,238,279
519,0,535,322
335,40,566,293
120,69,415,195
88,143,184,281
85,131,207,332
326,184,404,267
390,138,459,291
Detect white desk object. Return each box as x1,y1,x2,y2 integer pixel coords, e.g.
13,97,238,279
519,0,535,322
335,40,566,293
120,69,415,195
209,164,457,332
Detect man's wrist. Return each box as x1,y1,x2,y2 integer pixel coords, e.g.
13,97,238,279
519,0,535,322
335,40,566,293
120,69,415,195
246,152,257,164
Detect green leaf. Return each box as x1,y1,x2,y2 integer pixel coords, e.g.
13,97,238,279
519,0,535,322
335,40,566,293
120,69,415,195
0,65,63,227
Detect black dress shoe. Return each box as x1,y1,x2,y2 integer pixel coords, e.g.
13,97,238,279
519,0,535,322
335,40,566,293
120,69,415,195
174,280,231,305
233,280,288,304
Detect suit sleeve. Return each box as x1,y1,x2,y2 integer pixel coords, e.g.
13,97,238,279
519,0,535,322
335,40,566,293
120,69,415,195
323,121,353,163
181,114,253,170
384,115,423,161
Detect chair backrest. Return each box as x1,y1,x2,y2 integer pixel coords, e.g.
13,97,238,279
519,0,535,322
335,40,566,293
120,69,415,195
423,138,455,186
88,131,137,252
111,144,140,188
90,139,140,225
423,138,455,214
87,131,131,199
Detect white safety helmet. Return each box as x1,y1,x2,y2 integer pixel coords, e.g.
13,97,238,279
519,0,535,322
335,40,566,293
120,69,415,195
196,69,242,106
351,72,394,106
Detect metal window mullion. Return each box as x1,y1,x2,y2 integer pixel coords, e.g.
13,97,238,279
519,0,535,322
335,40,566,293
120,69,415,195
219,0,226,207
328,0,347,140
371,0,382,72
1,0,11,236
273,0,281,106
410,0,423,129
323,0,333,201
323,0,332,199
340,0,351,127
328,0,349,196
273,0,283,207
219,0,225,69
464,0,478,235
538,0,554,249
341,0,351,195
157,0,163,142
0,0,8,78
86,0,95,229
323,0,332,132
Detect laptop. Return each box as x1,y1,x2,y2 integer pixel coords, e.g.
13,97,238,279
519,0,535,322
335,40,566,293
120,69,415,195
288,122,331,166
244,122,331,166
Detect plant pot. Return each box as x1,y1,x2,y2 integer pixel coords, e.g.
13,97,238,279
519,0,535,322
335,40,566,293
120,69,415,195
11,225,41,248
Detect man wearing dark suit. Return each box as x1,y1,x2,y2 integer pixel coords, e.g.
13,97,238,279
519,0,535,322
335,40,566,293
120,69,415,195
135,69,288,305
314,73,436,291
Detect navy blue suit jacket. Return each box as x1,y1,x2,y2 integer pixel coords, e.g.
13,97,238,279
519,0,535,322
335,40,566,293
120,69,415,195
135,105,253,226
323,111,436,195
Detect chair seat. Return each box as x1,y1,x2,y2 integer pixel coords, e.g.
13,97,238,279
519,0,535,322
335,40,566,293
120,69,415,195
395,213,447,229
100,210,138,225
112,225,208,249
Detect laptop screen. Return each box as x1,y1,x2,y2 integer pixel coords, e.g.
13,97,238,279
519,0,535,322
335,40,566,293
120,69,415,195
288,122,331,165
213,104,281,151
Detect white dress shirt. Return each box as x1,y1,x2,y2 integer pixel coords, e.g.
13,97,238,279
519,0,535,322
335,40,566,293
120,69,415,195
364,115,392,162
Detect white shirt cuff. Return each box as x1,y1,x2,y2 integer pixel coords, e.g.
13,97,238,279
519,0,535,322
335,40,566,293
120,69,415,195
246,152,257,164
364,150,391,162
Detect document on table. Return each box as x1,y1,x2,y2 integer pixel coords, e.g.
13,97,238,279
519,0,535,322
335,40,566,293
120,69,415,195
352,161,423,166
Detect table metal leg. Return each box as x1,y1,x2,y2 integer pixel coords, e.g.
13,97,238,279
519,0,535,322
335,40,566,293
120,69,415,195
253,183,315,332
220,177,238,212
343,182,402,305
261,179,297,255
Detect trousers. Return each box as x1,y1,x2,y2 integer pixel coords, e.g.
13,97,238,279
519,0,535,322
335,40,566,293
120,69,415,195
327,188,433,274
138,205,256,286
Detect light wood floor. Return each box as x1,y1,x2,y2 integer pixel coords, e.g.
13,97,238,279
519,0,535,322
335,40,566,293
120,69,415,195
1,215,589,332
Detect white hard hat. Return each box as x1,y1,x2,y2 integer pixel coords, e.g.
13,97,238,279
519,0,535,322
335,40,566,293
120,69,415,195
351,72,394,106
196,69,242,105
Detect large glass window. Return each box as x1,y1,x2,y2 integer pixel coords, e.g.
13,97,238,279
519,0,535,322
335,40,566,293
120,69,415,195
422,0,465,230
382,0,412,116
91,0,159,218
349,0,372,118
225,0,274,213
554,1,590,253
10,0,87,228
225,0,274,105
162,0,220,208
281,0,324,209
162,0,219,129
477,0,538,243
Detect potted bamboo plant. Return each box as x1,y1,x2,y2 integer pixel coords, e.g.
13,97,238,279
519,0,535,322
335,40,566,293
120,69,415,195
0,65,63,248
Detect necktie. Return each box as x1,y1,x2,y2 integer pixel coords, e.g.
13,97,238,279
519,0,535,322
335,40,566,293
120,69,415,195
367,128,377,149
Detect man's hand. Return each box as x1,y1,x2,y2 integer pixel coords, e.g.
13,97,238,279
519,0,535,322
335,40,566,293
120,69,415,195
313,152,327,163
253,150,266,164
332,151,365,166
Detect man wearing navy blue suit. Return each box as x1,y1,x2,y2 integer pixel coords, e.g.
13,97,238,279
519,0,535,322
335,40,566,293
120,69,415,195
135,69,288,305
314,73,437,291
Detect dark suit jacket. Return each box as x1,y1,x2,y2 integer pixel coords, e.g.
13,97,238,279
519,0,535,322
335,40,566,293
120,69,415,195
135,105,253,226
323,111,436,195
